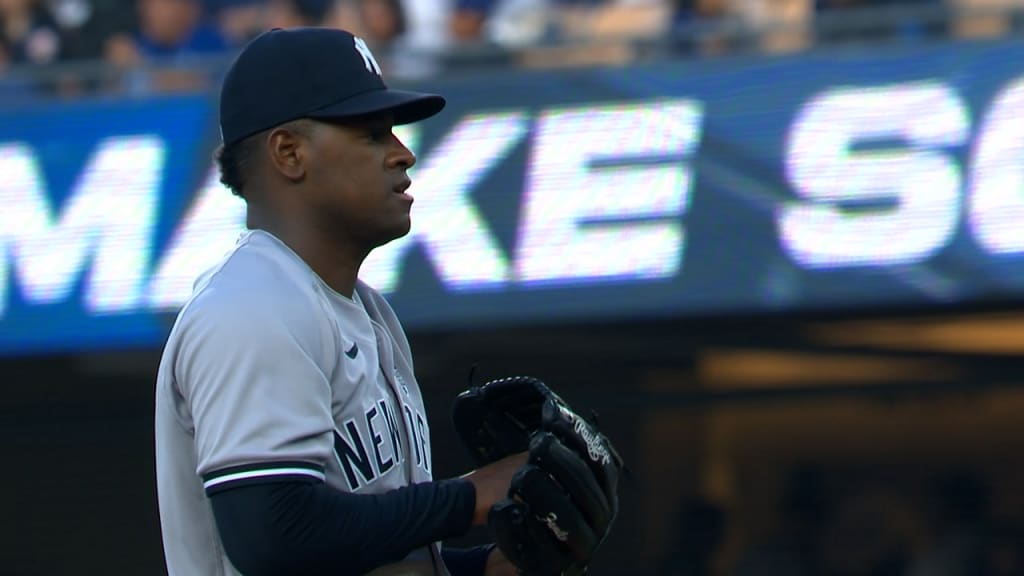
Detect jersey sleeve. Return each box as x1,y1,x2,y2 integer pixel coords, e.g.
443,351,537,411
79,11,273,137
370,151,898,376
174,284,337,495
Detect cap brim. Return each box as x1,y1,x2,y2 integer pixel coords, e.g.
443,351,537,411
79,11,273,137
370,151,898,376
307,88,446,125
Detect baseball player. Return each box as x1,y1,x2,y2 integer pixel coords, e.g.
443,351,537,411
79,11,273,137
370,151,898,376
155,26,621,576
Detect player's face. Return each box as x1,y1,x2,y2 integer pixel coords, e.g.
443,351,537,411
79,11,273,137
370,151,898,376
303,113,417,250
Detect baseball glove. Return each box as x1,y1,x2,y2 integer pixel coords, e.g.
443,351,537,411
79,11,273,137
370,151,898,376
452,376,624,576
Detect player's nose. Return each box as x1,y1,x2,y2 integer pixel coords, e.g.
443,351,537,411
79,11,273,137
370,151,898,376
389,133,416,170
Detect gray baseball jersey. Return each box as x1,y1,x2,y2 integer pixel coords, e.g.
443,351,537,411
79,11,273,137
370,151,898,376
155,229,448,576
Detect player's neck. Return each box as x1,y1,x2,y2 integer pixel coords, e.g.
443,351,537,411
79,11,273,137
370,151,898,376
249,212,364,298
288,236,364,299
304,244,363,299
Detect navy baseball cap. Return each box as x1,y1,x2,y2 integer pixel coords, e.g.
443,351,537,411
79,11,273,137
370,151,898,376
219,27,446,145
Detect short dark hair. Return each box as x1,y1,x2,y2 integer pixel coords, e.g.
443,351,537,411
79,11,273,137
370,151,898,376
216,120,317,198
216,133,262,199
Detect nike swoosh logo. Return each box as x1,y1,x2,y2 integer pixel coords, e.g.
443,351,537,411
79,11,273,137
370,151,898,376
345,342,358,359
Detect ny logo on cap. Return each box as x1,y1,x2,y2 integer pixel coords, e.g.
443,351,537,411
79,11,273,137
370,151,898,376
354,37,382,76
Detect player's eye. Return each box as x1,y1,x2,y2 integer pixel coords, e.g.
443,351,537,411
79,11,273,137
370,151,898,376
368,127,392,143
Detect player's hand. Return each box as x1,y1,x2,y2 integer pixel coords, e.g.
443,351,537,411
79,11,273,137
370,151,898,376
461,452,528,525
484,547,520,576
452,376,625,576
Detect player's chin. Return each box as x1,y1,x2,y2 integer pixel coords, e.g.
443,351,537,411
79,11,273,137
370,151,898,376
378,216,412,244
394,218,412,238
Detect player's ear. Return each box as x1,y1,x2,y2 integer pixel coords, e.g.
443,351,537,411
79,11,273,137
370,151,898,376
265,123,309,182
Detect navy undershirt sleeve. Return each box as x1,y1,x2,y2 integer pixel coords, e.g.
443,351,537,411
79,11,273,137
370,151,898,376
209,478,476,576
441,544,496,576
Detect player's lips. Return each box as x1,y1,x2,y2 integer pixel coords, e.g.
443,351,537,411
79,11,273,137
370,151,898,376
394,179,413,202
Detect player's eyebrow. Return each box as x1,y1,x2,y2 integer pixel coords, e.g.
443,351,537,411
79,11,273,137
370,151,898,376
337,112,396,131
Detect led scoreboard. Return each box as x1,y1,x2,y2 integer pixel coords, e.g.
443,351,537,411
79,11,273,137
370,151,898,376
2,39,1024,355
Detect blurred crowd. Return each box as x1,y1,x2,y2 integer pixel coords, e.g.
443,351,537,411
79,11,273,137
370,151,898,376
661,467,1024,576
2,0,1023,85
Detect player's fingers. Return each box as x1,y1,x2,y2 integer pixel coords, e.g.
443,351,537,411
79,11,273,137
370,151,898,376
529,432,612,532
511,465,599,564
541,399,620,502
491,499,565,576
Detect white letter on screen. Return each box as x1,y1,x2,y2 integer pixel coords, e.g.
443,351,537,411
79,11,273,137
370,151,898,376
0,137,164,316
361,113,528,293
780,82,968,267
147,165,247,309
515,100,703,285
968,76,1024,254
